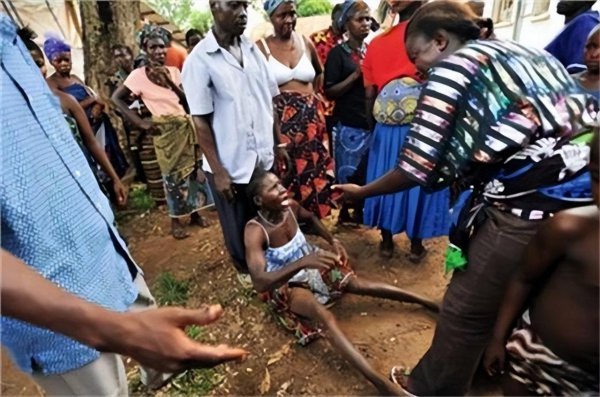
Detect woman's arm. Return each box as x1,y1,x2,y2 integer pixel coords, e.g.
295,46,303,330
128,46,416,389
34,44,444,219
244,223,337,293
305,37,323,91
111,84,153,132
332,168,418,201
72,75,99,109
324,49,361,100
364,84,377,130
291,201,347,263
60,91,128,205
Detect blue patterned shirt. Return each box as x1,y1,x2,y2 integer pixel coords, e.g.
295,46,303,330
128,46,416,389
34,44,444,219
0,16,138,375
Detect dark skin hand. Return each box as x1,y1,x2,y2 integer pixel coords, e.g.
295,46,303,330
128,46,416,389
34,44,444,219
1,250,248,374
191,114,236,202
332,168,417,201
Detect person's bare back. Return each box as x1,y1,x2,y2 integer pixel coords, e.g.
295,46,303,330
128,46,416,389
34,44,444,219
528,205,599,375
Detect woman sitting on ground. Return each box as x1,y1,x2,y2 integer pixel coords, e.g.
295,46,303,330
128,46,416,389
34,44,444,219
112,29,211,239
244,170,438,395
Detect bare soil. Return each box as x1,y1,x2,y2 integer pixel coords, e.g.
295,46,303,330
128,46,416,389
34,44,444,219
1,207,499,396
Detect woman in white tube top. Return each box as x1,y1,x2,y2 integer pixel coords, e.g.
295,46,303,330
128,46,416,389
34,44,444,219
257,0,339,220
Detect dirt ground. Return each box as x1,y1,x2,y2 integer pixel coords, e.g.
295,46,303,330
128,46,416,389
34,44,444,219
1,206,499,396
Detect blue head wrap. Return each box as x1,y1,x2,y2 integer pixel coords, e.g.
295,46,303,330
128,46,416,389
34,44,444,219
264,0,295,16
43,33,71,62
338,0,358,30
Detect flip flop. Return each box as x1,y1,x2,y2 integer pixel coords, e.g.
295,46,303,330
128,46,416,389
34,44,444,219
389,366,417,397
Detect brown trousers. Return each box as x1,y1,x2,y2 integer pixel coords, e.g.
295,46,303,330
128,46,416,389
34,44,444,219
408,207,541,396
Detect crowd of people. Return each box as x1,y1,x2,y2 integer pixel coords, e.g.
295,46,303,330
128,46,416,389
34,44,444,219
1,0,599,395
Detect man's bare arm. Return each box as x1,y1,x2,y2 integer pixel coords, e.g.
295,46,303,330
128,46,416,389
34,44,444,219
1,250,247,373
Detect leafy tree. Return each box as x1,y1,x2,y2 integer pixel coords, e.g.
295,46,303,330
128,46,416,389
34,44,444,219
297,0,333,17
145,0,213,34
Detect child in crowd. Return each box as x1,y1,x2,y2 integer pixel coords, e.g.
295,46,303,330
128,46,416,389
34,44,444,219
573,24,600,100
244,170,438,395
484,130,599,395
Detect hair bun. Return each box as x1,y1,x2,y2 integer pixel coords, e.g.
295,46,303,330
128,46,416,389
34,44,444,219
17,26,37,42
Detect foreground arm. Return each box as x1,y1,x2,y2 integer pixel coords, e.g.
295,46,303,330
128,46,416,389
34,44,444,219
1,250,247,373
483,214,577,376
244,223,338,293
111,85,153,133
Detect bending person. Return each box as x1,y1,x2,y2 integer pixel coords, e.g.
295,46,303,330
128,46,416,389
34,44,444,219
113,29,211,239
334,2,597,394
244,170,438,395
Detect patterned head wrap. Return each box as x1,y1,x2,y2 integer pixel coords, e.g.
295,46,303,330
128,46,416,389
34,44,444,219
43,33,70,61
264,0,295,16
338,0,377,32
137,24,171,48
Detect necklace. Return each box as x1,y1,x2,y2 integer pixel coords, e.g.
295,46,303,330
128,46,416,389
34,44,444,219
257,210,287,228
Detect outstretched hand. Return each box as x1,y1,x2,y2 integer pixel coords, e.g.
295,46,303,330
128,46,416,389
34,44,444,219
105,305,248,373
331,183,363,202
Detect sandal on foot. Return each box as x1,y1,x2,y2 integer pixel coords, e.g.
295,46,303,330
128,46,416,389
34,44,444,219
390,366,417,396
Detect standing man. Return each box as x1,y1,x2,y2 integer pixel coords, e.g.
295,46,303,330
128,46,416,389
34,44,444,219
0,14,243,395
182,0,280,280
546,0,599,74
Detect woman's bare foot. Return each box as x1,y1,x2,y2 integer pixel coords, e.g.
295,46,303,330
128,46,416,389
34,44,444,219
171,219,189,240
389,366,416,396
408,239,427,264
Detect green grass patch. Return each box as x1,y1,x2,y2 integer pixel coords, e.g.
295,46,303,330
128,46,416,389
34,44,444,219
171,368,226,395
129,184,156,212
153,272,189,306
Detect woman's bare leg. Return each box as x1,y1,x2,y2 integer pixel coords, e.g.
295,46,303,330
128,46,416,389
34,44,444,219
344,277,439,312
288,288,405,396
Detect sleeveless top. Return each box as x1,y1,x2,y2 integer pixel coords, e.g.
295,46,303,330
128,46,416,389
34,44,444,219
62,82,90,102
260,33,316,86
248,209,331,303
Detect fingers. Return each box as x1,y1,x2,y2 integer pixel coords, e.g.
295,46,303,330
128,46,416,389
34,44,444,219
170,305,223,327
184,343,249,369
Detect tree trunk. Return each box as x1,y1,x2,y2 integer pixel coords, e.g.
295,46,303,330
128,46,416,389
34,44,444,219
79,0,140,180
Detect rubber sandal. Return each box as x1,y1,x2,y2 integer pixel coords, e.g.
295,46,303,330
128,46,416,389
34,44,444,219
389,366,417,397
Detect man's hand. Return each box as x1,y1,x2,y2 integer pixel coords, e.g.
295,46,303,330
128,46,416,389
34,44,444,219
331,183,363,201
214,170,235,202
103,305,248,373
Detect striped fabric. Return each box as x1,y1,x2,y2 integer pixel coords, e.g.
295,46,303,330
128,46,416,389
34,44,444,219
398,39,592,190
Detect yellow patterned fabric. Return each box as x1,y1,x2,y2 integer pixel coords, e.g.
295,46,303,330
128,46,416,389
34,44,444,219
372,76,421,125
152,115,197,181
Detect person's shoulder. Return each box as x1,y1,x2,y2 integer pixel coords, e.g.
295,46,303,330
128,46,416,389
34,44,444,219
573,9,600,24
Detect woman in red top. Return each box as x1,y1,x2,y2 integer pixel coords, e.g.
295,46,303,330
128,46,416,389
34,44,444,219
361,0,450,261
